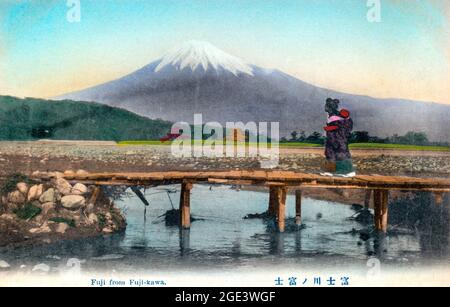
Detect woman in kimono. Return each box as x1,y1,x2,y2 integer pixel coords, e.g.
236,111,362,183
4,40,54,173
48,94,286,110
322,98,355,177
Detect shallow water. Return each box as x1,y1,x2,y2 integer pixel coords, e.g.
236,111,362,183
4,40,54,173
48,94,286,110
1,184,449,275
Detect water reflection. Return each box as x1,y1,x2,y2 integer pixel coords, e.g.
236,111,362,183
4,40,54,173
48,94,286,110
1,185,449,272
179,229,190,254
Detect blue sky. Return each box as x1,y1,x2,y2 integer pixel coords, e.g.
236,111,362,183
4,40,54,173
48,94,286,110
0,0,449,103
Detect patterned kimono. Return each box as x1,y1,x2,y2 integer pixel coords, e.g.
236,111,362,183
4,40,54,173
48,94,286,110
324,114,354,173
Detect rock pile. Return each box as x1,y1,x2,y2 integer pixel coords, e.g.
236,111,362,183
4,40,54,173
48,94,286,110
0,172,126,246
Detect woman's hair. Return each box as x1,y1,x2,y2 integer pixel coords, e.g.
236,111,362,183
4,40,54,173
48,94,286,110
325,98,340,114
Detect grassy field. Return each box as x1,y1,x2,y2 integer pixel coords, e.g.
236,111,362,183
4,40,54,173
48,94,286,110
118,140,450,151
348,143,450,151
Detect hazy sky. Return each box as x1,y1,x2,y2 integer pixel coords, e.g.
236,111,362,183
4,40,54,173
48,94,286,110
0,0,449,104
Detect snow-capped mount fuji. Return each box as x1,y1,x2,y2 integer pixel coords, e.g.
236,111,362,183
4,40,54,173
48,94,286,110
155,40,254,76
56,41,450,141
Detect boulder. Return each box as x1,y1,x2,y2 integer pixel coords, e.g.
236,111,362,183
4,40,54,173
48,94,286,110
88,213,98,224
55,223,69,234
8,190,25,204
55,178,72,195
29,222,51,234
27,184,44,201
39,188,55,203
35,214,45,224
102,227,114,234
64,170,75,176
41,202,56,215
71,183,88,195
0,214,15,221
16,182,28,195
76,169,89,175
61,195,86,210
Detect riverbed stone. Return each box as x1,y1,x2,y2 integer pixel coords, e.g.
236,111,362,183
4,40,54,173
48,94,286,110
64,170,75,176
102,227,114,234
88,213,98,224
29,222,51,234
55,178,72,195
71,183,88,195
16,182,28,195
27,184,44,201
39,188,55,203
41,202,56,215
55,223,69,234
61,195,86,210
8,190,25,204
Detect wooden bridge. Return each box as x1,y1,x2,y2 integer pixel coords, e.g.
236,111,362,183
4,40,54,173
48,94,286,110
34,170,450,233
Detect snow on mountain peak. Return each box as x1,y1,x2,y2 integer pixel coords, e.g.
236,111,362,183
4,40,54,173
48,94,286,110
155,40,254,76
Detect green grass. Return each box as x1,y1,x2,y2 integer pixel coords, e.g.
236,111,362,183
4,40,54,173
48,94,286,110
279,142,323,148
118,140,266,146
118,140,450,151
118,140,169,146
13,203,42,220
1,173,36,194
348,143,450,151
280,142,450,151
49,217,76,227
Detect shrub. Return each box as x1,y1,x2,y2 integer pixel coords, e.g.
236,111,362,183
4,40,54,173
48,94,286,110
13,202,41,220
1,173,36,194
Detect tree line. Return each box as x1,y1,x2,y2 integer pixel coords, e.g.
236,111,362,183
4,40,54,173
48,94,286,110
282,130,448,146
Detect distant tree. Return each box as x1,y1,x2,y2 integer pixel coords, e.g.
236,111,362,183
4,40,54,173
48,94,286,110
387,131,429,145
290,131,298,142
403,131,428,145
351,131,370,143
306,131,324,144
281,137,288,142
298,131,306,142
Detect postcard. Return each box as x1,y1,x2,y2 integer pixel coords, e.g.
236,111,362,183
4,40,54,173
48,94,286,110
0,0,449,292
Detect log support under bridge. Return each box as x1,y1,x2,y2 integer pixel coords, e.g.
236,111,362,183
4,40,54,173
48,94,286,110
179,182,193,229
268,186,287,232
373,189,389,233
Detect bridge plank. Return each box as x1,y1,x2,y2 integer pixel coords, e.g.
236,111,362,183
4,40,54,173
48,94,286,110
31,170,450,192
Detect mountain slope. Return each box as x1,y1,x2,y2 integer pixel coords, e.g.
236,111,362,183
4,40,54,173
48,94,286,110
57,41,450,141
0,95,172,141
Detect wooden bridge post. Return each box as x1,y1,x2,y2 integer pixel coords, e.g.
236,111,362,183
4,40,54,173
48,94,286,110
268,187,277,216
364,190,372,209
373,190,389,233
179,182,193,229
268,186,287,232
277,187,287,233
295,190,302,226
